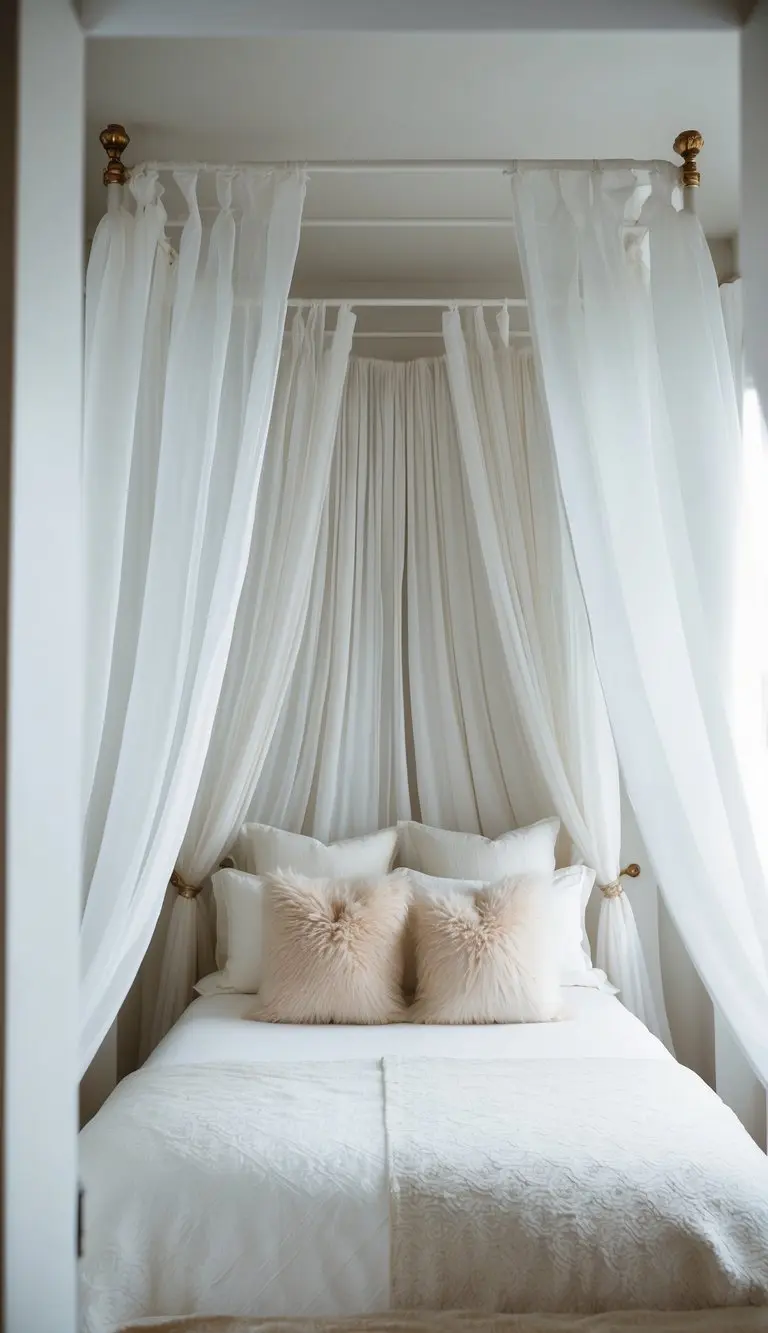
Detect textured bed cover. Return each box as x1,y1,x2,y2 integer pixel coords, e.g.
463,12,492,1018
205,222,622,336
80,995,768,1331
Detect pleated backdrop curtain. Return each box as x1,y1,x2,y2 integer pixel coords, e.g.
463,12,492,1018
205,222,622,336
511,163,768,1086
245,357,413,840
443,311,667,1040
144,304,355,1050
81,165,306,1072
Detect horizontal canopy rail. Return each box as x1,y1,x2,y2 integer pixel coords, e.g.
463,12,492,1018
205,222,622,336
287,297,527,308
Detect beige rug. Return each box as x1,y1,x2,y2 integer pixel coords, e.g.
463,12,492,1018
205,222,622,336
117,1309,768,1332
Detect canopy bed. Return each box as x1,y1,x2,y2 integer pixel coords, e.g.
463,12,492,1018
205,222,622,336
79,126,768,1331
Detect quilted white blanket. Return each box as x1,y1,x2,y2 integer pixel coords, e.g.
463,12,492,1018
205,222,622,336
79,1057,768,1333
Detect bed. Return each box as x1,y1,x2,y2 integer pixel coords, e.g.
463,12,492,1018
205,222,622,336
79,990,768,1333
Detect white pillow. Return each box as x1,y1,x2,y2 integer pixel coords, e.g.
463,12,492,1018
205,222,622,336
233,823,398,879
405,865,612,990
397,817,559,880
221,825,398,969
198,868,266,996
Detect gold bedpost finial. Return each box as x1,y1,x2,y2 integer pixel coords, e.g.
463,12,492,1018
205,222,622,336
100,123,130,187
673,130,704,189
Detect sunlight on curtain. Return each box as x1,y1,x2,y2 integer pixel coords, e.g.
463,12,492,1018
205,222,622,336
512,165,768,1087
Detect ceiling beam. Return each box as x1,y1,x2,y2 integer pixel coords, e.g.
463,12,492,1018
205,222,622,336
78,0,745,37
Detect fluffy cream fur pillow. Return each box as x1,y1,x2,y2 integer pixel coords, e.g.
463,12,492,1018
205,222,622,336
254,871,411,1025
409,874,564,1024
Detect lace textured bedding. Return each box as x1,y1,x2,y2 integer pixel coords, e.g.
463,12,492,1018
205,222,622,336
78,996,768,1333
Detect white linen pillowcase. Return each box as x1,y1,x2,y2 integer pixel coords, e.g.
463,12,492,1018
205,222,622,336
218,824,398,968
405,866,612,993
196,868,266,996
397,817,559,880
233,823,398,878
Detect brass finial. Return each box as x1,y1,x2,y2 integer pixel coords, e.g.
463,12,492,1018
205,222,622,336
620,863,641,879
673,130,703,189
100,123,130,187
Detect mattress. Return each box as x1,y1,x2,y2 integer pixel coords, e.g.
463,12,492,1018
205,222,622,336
146,988,671,1069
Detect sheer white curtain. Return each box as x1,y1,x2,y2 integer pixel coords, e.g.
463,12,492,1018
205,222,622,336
512,163,768,1084
246,357,412,840
403,357,549,835
443,311,666,1038
81,165,306,1072
145,304,355,1049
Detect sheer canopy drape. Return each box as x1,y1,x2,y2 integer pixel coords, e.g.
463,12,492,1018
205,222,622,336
145,303,355,1049
81,165,305,1072
443,311,667,1039
511,163,768,1084
245,356,413,840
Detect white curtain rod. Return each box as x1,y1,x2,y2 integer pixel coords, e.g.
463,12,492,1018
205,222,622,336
162,215,516,230
327,330,530,340
135,157,677,177
287,297,527,308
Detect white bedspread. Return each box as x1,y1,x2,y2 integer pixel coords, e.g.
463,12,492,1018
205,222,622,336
144,990,670,1068
79,999,768,1332
385,1057,768,1312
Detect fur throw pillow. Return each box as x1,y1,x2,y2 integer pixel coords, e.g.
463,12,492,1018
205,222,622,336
409,873,564,1024
253,870,411,1024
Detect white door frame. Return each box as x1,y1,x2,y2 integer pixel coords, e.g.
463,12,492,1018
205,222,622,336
3,2,84,1330
5,2,765,1328
78,0,745,36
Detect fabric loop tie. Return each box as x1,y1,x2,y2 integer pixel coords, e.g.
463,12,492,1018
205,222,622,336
171,869,202,900
600,877,623,900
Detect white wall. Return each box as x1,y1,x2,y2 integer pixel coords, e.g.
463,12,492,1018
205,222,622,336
79,0,743,36
4,2,83,1329
742,2,768,415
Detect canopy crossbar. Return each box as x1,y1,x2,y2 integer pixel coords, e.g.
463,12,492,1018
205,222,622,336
97,124,705,194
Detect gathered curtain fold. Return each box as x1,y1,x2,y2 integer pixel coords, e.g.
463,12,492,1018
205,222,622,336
402,357,551,835
442,311,667,1040
81,165,306,1073
511,163,768,1086
144,304,355,1050
245,357,413,842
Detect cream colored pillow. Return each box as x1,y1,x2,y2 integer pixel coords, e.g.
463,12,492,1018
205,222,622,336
409,873,564,1025
253,871,411,1025
397,817,559,880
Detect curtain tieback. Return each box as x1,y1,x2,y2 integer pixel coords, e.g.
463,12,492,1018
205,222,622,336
170,869,202,900
599,863,641,899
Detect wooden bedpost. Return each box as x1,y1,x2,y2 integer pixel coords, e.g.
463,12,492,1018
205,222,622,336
99,123,130,186
673,129,703,211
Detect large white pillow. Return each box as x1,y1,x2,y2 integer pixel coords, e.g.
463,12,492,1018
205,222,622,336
233,823,398,879
405,865,611,991
397,817,559,880
220,825,397,969
197,868,266,996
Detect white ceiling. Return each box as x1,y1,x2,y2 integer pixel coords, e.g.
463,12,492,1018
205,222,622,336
85,32,739,354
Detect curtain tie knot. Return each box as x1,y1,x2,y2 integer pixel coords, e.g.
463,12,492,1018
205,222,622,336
599,863,641,899
171,869,202,900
